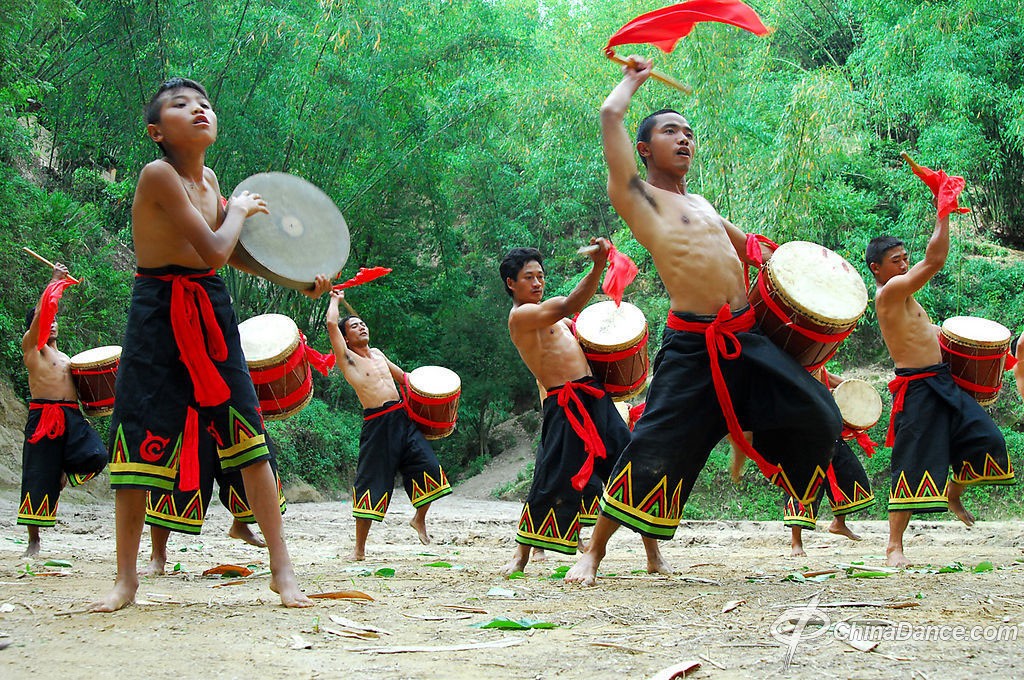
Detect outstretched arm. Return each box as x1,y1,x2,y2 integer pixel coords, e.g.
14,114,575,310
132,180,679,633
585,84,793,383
602,57,655,225
326,291,354,365
508,238,611,333
879,214,950,301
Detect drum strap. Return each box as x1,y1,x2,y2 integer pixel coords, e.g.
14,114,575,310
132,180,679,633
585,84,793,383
842,427,877,458
886,372,938,447
743,234,779,289
546,380,608,492
27,401,77,444
938,334,1017,392
363,401,405,421
665,305,783,481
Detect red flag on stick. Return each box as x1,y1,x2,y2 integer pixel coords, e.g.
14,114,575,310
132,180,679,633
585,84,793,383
602,246,639,306
901,152,970,220
605,0,771,55
35,278,78,350
332,266,393,291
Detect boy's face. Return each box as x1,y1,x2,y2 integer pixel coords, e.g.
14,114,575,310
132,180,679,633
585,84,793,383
871,245,910,284
147,87,217,150
638,113,695,174
507,260,545,304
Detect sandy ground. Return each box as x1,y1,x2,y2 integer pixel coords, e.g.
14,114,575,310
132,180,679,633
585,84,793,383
1,483,1023,680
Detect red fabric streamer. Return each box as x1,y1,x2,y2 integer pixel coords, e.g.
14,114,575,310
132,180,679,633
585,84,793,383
606,0,771,54
34,279,78,350
332,266,393,291
906,159,971,220
885,372,937,447
628,402,646,431
602,246,639,306
545,381,609,492
27,402,71,444
180,406,200,492
842,427,878,458
299,332,336,376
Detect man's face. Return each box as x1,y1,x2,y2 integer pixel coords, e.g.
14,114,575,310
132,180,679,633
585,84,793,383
343,317,369,344
148,87,217,148
872,246,910,284
638,113,694,174
49,319,58,340
507,260,545,304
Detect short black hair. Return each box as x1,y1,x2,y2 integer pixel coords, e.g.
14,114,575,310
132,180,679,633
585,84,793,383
24,307,36,333
145,77,210,154
865,236,905,269
339,315,358,341
636,108,683,167
499,248,544,297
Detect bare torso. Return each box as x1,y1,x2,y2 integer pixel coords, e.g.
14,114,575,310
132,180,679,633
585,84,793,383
874,288,943,368
133,160,221,269
617,184,749,315
23,343,78,402
508,314,592,389
337,347,402,409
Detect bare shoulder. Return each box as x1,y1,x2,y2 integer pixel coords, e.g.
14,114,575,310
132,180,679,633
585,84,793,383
135,159,178,202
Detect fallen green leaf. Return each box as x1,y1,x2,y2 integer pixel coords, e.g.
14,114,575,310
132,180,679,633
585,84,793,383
938,562,964,574
972,561,994,573
424,561,452,568
506,570,526,580
43,559,72,568
846,570,891,579
473,617,557,630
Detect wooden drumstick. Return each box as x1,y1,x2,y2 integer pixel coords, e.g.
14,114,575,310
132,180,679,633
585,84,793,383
22,246,80,284
606,50,693,95
577,244,601,256
900,151,923,173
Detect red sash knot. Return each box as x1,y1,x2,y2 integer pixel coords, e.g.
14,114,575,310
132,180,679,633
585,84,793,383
547,381,609,492
27,402,74,443
885,372,937,447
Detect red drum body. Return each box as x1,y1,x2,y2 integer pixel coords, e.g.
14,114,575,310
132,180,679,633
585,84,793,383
748,241,868,368
575,301,649,401
70,345,121,417
940,316,1011,406
406,366,461,439
238,314,312,420
831,378,882,432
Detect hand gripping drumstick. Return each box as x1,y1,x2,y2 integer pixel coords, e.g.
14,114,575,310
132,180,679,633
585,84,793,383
22,247,81,284
605,50,693,95
577,244,601,256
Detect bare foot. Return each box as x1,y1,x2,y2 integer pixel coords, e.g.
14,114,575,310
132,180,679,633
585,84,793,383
349,549,366,561
409,516,431,545
828,519,861,541
565,551,602,586
90,576,139,612
501,544,530,577
790,544,806,557
885,544,912,568
947,484,976,527
643,538,672,575
22,541,40,558
228,520,267,548
789,527,806,556
530,547,548,562
139,556,166,576
269,570,314,608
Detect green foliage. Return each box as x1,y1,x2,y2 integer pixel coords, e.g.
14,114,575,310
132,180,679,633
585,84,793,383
266,398,360,494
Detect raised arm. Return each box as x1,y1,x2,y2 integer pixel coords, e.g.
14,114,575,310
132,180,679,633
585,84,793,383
325,291,354,364
879,214,950,301
508,239,610,333
21,263,68,354
601,58,655,226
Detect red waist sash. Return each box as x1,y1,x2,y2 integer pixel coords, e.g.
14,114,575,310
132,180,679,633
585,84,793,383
546,380,608,492
27,401,78,444
885,371,938,447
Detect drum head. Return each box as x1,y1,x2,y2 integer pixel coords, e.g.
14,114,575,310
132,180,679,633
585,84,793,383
70,345,122,368
766,241,868,326
238,314,300,366
408,366,461,397
941,316,1011,347
232,173,350,290
832,378,882,430
575,301,647,351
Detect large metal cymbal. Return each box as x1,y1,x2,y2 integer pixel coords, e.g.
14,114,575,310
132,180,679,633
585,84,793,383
232,172,350,290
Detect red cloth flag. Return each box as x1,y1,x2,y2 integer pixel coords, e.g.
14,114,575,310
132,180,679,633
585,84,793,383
332,266,393,291
299,332,336,376
606,0,771,55
602,246,639,306
906,158,971,220
35,278,78,350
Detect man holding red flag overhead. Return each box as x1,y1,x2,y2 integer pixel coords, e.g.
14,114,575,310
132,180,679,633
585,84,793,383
499,241,669,576
565,57,841,586
18,263,107,557
867,159,1013,569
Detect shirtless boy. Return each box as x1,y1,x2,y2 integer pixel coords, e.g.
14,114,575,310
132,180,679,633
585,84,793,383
499,243,669,576
18,264,107,556
93,78,326,611
869,208,1014,567
567,57,841,585
326,290,452,560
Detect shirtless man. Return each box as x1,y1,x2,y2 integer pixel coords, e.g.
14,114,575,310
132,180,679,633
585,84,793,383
499,243,669,576
566,57,841,585
326,290,452,560
18,263,106,556
869,207,1013,567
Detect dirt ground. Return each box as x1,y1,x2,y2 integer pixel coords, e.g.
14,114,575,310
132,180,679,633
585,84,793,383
1,476,1023,680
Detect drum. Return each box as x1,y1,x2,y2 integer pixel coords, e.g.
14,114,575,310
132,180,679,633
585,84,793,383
69,345,121,416
940,316,1011,406
831,378,882,432
747,241,868,368
238,314,312,420
405,366,461,439
231,173,350,290
574,301,649,401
